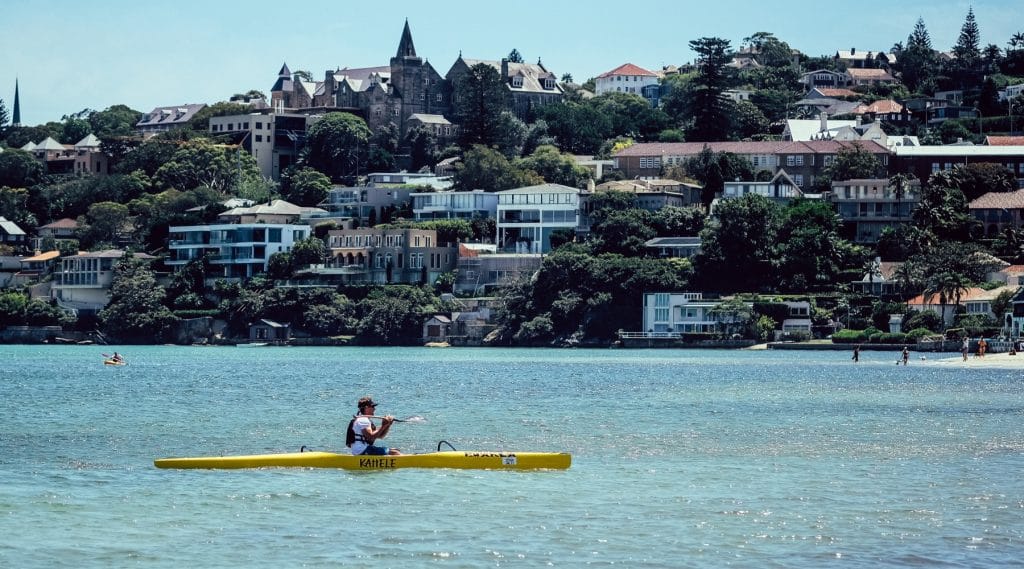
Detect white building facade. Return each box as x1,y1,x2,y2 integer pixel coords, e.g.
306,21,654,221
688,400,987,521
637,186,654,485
496,184,580,253
167,223,310,279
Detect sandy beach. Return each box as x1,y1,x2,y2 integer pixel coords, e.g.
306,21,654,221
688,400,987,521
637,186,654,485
926,351,1024,368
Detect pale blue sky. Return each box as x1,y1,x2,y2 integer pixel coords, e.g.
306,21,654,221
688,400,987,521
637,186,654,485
2,0,1021,126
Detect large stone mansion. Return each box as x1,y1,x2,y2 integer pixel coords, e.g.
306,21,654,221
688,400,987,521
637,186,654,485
269,20,564,141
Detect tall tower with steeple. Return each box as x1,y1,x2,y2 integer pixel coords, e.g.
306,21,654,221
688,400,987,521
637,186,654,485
12,79,21,127
389,19,446,135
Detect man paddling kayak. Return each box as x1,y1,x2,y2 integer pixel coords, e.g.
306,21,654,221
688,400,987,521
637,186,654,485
346,396,401,456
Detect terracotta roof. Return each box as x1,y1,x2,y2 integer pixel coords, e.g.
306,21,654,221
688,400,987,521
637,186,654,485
458,244,479,257
907,285,1019,306
23,251,60,262
1002,264,1024,274
814,88,859,98
856,100,903,114
40,217,79,229
597,63,657,79
846,68,894,80
986,136,1024,146
968,189,1024,210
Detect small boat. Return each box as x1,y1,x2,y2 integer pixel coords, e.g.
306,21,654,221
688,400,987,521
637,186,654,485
154,450,571,471
236,342,268,348
103,359,127,366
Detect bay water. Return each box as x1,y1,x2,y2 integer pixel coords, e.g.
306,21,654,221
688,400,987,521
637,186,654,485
1,345,1022,567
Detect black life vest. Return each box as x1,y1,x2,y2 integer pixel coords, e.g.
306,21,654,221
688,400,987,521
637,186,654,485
346,418,368,447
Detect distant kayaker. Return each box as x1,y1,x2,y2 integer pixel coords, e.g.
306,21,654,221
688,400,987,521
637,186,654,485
112,352,124,363
346,396,401,456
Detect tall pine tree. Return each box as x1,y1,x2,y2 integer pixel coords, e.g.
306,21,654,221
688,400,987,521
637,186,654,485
685,37,734,142
899,17,937,93
950,7,982,87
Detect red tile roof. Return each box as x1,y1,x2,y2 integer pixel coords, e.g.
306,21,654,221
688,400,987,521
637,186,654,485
846,68,894,80
968,189,1024,209
815,88,859,98
986,136,1024,146
597,63,658,79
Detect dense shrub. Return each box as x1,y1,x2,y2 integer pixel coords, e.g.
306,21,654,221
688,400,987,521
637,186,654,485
832,329,867,343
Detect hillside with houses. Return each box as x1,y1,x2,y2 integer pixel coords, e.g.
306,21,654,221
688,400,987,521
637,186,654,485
2,11,1024,347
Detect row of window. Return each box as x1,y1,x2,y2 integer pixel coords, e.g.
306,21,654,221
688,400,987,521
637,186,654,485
498,193,578,205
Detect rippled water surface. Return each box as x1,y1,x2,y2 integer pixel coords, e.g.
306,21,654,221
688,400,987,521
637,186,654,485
2,345,1023,567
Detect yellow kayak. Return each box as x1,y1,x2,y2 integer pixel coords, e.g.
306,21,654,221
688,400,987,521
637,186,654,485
155,450,571,471
103,359,127,366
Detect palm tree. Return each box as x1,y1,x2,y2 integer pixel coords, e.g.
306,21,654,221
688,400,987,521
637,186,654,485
925,271,971,329
888,172,916,220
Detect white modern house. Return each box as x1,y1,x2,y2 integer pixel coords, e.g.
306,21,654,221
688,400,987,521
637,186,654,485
50,250,156,315
640,292,753,335
411,189,498,221
208,111,311,181
166,223,310,279
496,184,580,253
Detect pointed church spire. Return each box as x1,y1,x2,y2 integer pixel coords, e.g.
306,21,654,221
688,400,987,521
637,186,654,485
278,62,291,77
12,78,21,127
396,18,417,59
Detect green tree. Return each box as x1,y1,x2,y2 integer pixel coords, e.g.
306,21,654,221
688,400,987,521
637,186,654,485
515,145,591,188
60,116,91,144
188,101,253,132
949,7,983,88
589,209,656,256
0,186,36,228
776,199,856,292
356,285,438,345
822,143,883,183
898,18,938,93
302,112,372,183
77,201,130,248
290,236,327,269
155,139,260,193
685,146,754,208
731,99,770,139
98,256,178,342
280,166,331,207
540,101,613,154
0,149,46,188
452,144,542,192
453,63,509,148
686,37,735,142
89,104,142,139
913,169,976,241
507,49,524,63
588,92,672,141
695,194,781,292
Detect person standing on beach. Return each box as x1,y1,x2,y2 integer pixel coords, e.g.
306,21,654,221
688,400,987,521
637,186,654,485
962,338,969,361
902,346,909,365
978,338,988,358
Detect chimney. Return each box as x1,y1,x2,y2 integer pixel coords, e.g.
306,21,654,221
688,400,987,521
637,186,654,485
820,112,828,132
851,47,856,55
855,115,862,127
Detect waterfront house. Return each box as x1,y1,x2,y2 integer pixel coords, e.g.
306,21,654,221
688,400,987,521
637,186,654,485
640,292,754,335
496,184,580,253
324,227,457,285
249,319,290,343
851,258,904,296
905,285,1019,327
411,189,498,221
50,250,156,317
166,223,311,279
644,237,701,259
828,178,920,243
453,245,541,295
